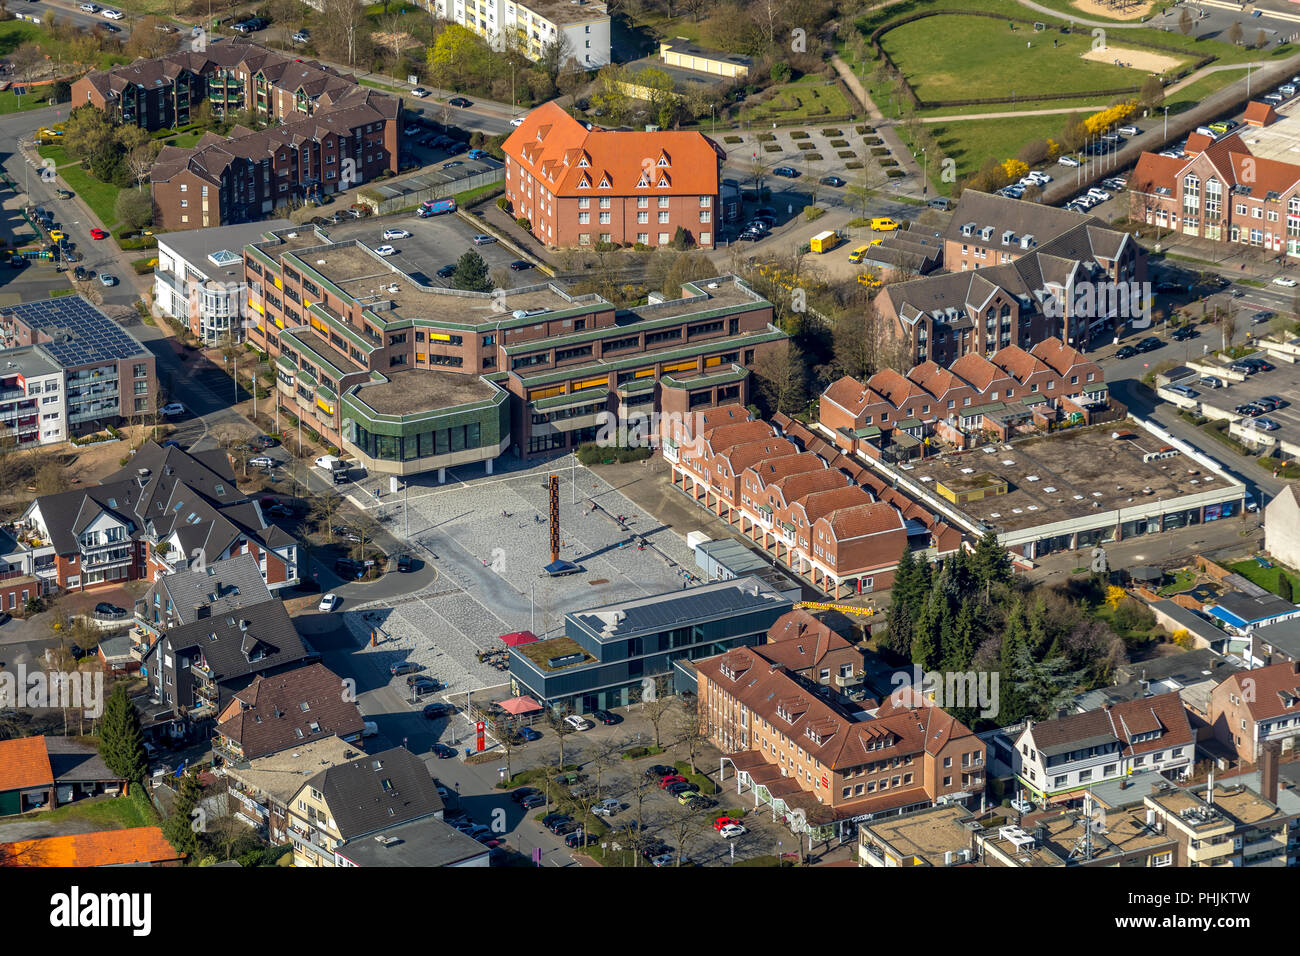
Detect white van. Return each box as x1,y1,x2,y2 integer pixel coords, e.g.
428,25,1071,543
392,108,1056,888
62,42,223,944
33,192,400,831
315,454,341,471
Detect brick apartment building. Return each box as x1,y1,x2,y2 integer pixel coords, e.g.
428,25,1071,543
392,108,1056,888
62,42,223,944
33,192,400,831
818,337,1107,461
1210,659,1300,765
502,101,723,249
241,227,785,475
664,404,962,597
879,192,1146,364
18,441,299,592
696,642,985,840
71,44,400,232
1130,102,1300,258
0,297,158,439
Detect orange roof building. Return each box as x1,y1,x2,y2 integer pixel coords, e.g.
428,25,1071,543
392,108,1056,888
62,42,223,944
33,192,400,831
0,827,183,867
503,101,724,250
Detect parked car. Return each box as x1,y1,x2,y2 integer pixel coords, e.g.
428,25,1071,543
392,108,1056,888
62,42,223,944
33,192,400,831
645,765,677,778
665,781,698,796
410,87,430,98
771,166,800,178
1251,311,1275,325
1172,326,1197,341
592,709,619,724
467,148,488,160
1117,125,1139,136
546,815,575,834
713,816,742,831
382,229,411,241
1273,276,1299,288
592,798,620,817
292,29,310,43
1229,363,1255,375
100,8,124,18
161,402,185,416
472,234,497,245
510,117,525,126
1256,417,1281,431
374,244,396,257
318,593,341,612
248,455,274,469
520,793,546,809
436,264,457,278
819,175,846,187
657,774,687,789
1236,403,1265,417
1166,384,1199,399
89,227,108,240
563,714,592,732
718,823,747,838
423,702,453,719
1243,358,1275,372
1058,155,1080,167
1261,395,1286,408
1198,376,1223,389
449,96,473,108
396,553,413,572
98,273,116,286
509,259,533,271
517,726,541,741
1135,336,1163,353
565,829,596,848
94,602,126,617
407,675,441,693
390,661,421,676
651,851,676,867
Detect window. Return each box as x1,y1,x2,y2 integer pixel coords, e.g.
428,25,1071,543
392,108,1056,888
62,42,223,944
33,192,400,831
1152,851,1172,867
658,233,669,245
658,196,670,209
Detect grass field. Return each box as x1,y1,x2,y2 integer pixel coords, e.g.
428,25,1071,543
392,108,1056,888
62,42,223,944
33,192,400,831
1164,67,1252,115
163,131,204,149
898,113,1075,193
55,165,122,230
881,16,1191,105
1228,559,1300,600
0,89,55,115
0,20,133,71
0,794,159,832
738,76,855,123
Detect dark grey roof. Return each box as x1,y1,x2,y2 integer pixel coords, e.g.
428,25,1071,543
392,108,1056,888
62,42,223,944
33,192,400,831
1214,590,1297,624
44,737,120,784
1148,601,1229,643
944,190,1108,249
1129,565,1165,583
159,598,313,685
146,554,272,627
570,575,792,641
303,747,445,841
0,296,149,367
156,220,293,277
1252,617,1300,660
333,816,488,867
1114,647,1239,687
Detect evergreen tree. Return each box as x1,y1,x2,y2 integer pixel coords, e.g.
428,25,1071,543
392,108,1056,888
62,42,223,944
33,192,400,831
450,250,494,292
1013,648,1076,722
998,599,1029,721
972,531,1011,592
1279,573,1293,604
885,548,920,657
162,770,204,860
1026,595,1049,655
911,595,941,671
98,684,147,785
943,599,977,673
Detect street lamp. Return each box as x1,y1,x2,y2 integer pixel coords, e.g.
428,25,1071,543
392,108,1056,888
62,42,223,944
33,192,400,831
922,147,928,197
1163,105,1168,138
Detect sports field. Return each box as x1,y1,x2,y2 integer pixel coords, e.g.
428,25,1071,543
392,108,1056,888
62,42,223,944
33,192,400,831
880,15,1192,104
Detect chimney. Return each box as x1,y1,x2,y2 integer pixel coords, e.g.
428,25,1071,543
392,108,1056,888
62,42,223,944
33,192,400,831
1261,741,1281,804
1292,660,1300,676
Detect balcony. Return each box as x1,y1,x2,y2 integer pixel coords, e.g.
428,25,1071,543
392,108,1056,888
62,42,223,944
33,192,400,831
191,660,214,680
187,700,216,720
194,681,218,702
835,671,865,689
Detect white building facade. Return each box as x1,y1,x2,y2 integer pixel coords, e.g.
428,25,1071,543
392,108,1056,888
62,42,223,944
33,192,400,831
431,0,611,68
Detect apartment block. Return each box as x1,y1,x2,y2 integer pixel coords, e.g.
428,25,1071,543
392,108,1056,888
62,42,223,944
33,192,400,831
242,226,784,475
1129,103,1300,258
1143,770,1298,867
503,102,721,249
154,219,292,344
0,297,157,439
429,0,611,68
1013,693,1195,805
879,191,1145,365
698,646,984,841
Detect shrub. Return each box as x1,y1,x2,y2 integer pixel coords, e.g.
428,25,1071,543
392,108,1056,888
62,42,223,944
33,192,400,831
820,129,842,137
804,205,824,221
830,139,849,148
757,132,776,141
763,144,781,152
790,130,810,139
886,169,905,178
515,217,530,230
496,196,510,212
870,146,889,156
796,142,814,150
805,153,823,161
723,135,743,144
837,150,856,159
846,160,864,169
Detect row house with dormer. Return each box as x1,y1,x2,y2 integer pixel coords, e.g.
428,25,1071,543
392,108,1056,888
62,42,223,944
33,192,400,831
1209,659,1300,765
1012,692,1195,805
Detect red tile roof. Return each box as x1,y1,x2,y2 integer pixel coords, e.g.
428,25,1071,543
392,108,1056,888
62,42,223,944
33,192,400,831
1029,337,1088,377
822,501,905,541
0,737,53,792
907,361,964,400
1184,130,1213,156
1222,660,1300,722
701,420,776,456
867,368,927,408
504,100,721,198
721,438,798,475
1131,152,1188,195
1243,101,1279,127
768,468,850,506
0,827,181,867
949,354,1001,392
798,485,874,524
990,344,1047,384
747,452,826,488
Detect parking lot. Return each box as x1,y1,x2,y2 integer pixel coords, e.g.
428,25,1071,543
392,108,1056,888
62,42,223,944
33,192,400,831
311,209,525,288
1188,357,1299,438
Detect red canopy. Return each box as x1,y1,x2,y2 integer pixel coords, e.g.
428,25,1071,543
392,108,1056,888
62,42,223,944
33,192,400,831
499,630,539,647
499,696,543,716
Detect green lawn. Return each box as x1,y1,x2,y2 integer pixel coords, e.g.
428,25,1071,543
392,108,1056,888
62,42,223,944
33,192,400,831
1164,68,1252,115
738,77,855,123
0,88,54,115
164,132,204,149
881,15,1191,105
0,794,159,831
1228,559,1300,600
55,165,121,230
1157,569,1197,595
897,113,1076,194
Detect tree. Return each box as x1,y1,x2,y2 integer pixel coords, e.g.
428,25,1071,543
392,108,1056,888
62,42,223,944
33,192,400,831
1228,21,1244,46
309,488,345,539
1061,112,1088,154
643,695,673,748
1256,29,1267,50
451,250,493,292
1179,8,1192,35
347,512,383,563
162,770,203,859
114,189,154,232
1214,306,1239,351
1139,75,1163,112
1279,574,1294,604
972,531,1011,592
98,684,147,785
551,713,576,766
538,31,575,84
664,802,705,866
373,16,415,72
62,104,117,163
10,42,44,87
673,697,707,774
590,63,633,125
318,0,366,66
128,17,174,58
751,339,808,416
492,715,520,780
125,143,159,191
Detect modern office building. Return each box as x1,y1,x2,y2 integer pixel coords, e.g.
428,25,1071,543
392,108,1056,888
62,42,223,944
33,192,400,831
507,576,795,713
503,101,722,249
154,219,293,344
0,297,157,436
242,226,785,475
428,0,611,68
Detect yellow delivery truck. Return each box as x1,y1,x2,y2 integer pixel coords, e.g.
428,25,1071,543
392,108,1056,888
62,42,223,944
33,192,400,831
810,230,840,254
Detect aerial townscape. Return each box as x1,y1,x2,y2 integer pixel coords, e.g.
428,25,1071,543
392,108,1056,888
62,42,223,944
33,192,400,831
1,0,1300,908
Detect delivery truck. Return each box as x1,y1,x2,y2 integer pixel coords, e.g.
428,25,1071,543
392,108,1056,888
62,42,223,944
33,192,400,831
809,230,840,254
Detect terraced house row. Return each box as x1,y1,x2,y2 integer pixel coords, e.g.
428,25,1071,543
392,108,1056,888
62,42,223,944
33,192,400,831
241,226,786,476
819,337,1108,463
663,405,962,598
71,43,401,232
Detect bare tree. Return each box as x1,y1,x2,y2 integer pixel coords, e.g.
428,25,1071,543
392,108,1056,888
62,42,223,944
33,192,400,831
672,697,707,774
309,488,345,539
1214,306,1239,352
551,715,576,767
319,0,366,66
665,802,706,866
643,696,673,749
492,714,520,780
348,512,383,563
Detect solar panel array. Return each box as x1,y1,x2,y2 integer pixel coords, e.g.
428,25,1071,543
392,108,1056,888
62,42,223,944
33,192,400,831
3,297,147,367
573,577,782,639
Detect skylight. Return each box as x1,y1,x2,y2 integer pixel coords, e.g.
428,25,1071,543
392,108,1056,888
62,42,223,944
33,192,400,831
207,249,241,268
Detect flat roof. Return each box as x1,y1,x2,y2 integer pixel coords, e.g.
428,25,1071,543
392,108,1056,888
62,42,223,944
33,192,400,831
334,815,489,867
222,735,361,803
290,242,577,328
909,421,1237,535
569,575,790,642
515,635,596,672
351,369,497,416
515,0,609,26
282,328,364,376
1150,783,1286,828
862,804,972,864
0,345,60,379
1235,105,1300,164
2,297,149,367
158,219,293,275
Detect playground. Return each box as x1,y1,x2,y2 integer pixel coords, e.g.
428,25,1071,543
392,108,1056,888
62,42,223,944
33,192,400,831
1066,0,1161,20
1080,44,1185,74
